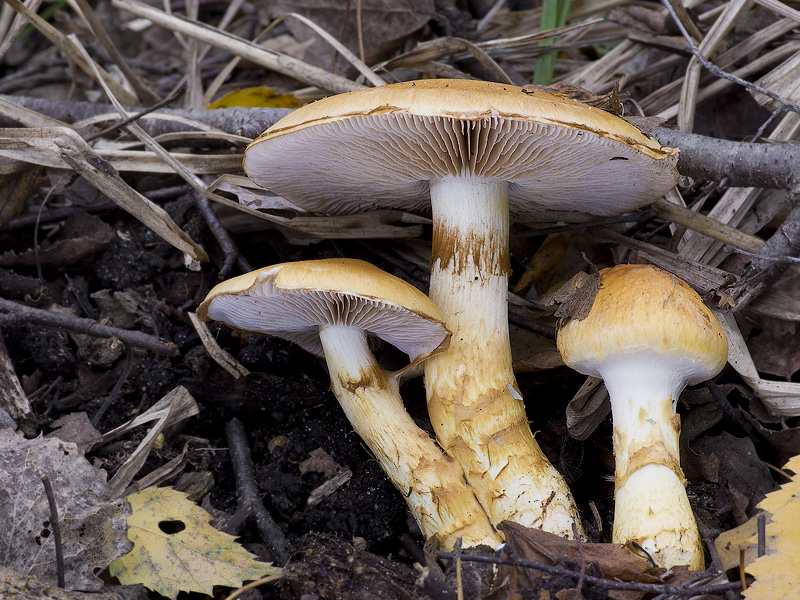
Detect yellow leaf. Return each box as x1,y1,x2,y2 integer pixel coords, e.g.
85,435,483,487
714,514,763,572
742,455,800,600
109,487,280,598
206,87,300,109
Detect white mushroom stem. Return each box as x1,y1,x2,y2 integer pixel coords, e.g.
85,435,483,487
318,323,501,549
599,355,703,570
423,176,580,538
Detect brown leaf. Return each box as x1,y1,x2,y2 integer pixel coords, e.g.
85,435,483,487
686,432,775,523
499,522,665,583
740,410,800,465
511,325,564,372
747,319,800,379
47,412,103,453
539,270,600,321
623,115,668,136
0,162,48,228
268,0,435,77
0,211,112,268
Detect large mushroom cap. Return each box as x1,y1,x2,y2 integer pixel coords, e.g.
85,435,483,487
244,79,679,217
557,264,728,384
197,258,450,364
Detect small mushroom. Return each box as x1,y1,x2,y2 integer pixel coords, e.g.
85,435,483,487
243,79,679,536
197,258,501,549
556,264,728,569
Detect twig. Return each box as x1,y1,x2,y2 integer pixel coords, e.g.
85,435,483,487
513,209,655,238
84,86,184,142
40,474,65,588
0,298,178,356
695,518,739,600
191,190,252,278
34,175,72,281
651,198,764,255
757,513,766,558
435,551,741,596
225,418,290,566
222,572,285,600
661,0,800,116
571,522,585,599
704,380,764,448
723,244,800,264
721,203,800,309
91,345,134,427
0,95,292,141
652,128,800,195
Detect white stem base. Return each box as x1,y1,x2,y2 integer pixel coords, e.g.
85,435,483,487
319,324,501,549
614,465,703,570
603,357,703,569
424,177,580,538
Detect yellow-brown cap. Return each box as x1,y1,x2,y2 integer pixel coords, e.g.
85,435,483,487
244,79,678,218
197,258,450,364
556,264,727,383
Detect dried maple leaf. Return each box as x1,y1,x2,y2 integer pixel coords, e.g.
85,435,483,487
109,487,279,599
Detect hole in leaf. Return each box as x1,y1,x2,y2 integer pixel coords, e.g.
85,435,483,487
158,520,186,534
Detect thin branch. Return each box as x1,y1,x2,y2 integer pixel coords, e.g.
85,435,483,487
652,127,800,195
436,551,742,596
40,474,65,588
719,202,800,309
0,298,178,356
91,345,135,427
84,86,185,142
225,418,290,566
191,190,252,278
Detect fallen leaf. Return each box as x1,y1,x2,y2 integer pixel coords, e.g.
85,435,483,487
109,487,279,598
743,454,800,599
740,410,800,466
269,0,435,77
511,325,564,372
521,79,627,116
512,233,571,295
46,412,104,453
686,432,775,523
714,513,766,572
500,522,665,584
206,86,300,109
0,211,112,268
0,429,131,590
0,162,48,228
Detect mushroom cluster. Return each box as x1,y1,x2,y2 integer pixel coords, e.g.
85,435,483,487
557,264,728,568
241,79,680,538
199,78,706,554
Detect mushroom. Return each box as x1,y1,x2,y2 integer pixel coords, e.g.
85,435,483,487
556,264,728,568
242,79,680,536
197,258,501,549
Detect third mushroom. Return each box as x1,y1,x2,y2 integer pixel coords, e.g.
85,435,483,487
557,264,728,568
